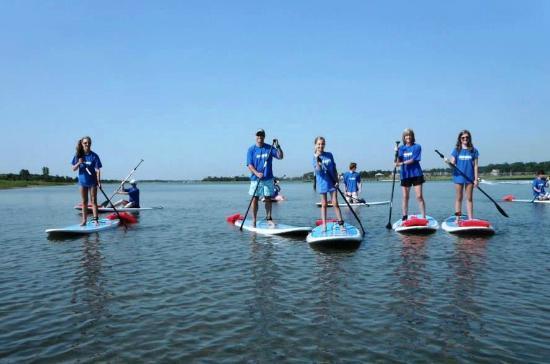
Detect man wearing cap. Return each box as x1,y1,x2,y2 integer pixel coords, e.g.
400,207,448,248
114,179,140,208
247,129,284,226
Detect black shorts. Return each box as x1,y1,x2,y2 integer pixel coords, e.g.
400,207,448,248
401,175,425,187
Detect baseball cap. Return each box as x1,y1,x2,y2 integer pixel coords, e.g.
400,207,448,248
255,129,265,136
129,179,137,184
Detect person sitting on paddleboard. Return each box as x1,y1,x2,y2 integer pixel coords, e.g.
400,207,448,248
396,128,426,221
532,170,550,200
114,179,141,208
71,136,102,226
448,130,479,221
247,129,283,227
343,162,363,203
313,136,345,231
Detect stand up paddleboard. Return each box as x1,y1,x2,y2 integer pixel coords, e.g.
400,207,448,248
503,198,550,204
231,216,311,236
392,215,439,234
441,216,495,235
316,200,390,207
306,222,362,249
46,218,120,235
75,204,163,212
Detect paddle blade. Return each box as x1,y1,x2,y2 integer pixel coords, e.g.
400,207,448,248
502,194,515,202
495,203,509,218
315,218,338,226
106,212,138,224
226,213,243,224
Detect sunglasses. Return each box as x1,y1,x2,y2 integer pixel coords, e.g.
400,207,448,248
461,136,470,140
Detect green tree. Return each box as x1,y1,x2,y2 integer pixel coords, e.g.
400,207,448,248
42,166,50,176
19,169,31,180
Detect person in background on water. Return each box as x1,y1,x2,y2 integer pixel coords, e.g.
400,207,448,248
247,129,284,227
71,136,102,225
343,162,363,203
396,128,426,220
532,170,550,200
448,129,479,221
314,136,345,231
114,179,140,208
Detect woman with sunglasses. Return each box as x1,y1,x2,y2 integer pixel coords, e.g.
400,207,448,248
449,130,479,221
72,136,102,225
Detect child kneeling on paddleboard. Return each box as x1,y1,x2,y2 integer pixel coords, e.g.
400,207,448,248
449,130,479,221
313,136,345,231
343,162,363,203
532,170,550,201
396,128,426,221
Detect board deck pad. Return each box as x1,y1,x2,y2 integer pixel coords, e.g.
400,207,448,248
306,222,362,246
441,215,495,235
392,215,439,233
235,219,311,236
75,205,162,212
46,218,120,235
316,200,390,207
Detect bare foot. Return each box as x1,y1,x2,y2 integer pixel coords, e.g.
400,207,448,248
79,220,86,226
252,220,257,228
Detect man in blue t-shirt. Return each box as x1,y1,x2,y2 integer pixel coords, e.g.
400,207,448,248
246,129,284,227
115,179,141,208
343,162,363,203
532,170,550,200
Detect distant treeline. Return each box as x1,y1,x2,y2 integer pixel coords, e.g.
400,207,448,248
1,168,76,183
205,160,550,182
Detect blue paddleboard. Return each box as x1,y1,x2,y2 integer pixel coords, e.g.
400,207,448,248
306,222,362,248
46,218,120,235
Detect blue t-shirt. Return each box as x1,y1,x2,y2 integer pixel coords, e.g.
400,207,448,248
71,151,102,187
313,152,337,194
344,171,361,193
398,144,423,179
451,147,479,184
247,143,281,181
124,186,140,207
532,178,547,197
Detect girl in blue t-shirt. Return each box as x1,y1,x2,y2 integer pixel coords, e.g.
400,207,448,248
313,136,344,231
395,128,426,220
71,136,102,225
449,130,479,220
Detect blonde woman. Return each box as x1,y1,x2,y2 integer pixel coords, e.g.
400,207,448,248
395,129,426,220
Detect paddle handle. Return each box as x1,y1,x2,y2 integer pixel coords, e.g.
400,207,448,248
107,159,144,201
386,141,400,229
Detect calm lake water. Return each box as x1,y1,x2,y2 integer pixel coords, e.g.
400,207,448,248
1,181,549,362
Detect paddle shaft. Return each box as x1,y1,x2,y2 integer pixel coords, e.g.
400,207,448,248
105,159,144,204
84,167,127,228
240,140,277,230
434,149,509,218
386,141,400,229
317,157,366,236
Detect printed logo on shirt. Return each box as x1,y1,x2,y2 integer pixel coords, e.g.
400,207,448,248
403,152,413,158
458,155,472,161
255,153,269,159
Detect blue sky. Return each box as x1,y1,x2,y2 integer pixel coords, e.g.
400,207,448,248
0,1,548,180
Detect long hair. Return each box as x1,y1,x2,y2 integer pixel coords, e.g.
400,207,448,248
313,136,326,191
402,128,415,145
455,130,473,153
76,136,92,158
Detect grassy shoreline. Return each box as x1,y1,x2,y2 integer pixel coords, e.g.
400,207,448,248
0,180,75,190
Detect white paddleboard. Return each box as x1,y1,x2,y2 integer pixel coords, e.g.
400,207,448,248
46,218,120,235
316,200,390,207
441,216,495,235
235,219,311,236
306,222,363,248
75,205,163,212
392,215,439,233
505,199,550,204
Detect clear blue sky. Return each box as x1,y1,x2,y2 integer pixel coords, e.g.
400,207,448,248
0,1,548,180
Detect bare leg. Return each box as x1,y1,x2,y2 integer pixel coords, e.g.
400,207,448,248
414,184,426,218
265,198,273,225
320,194,328,231
251,196,259,227
90,186,99,222
465,183,474,219
454,184,464,222
331,191,344,222
80,186,89,225
402,186,410,218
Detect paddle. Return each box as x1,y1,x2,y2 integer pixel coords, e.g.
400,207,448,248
434,149,509,218
317,156,366,236
84,167,134,227
101,159,144,207
240,139,277,230
385,141,401,229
